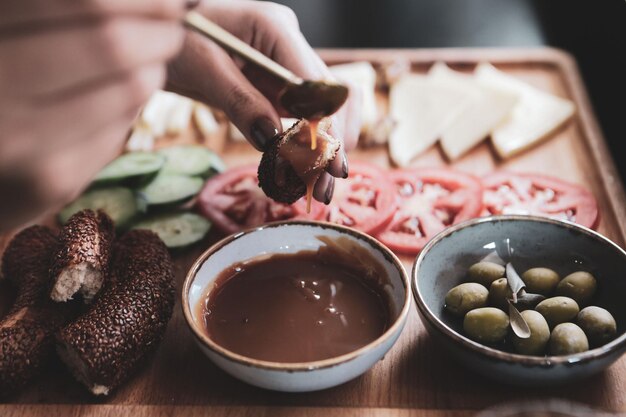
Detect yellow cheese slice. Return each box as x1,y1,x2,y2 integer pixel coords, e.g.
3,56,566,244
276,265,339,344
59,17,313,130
429,63,518,160
388,73,469,166
475,63,575,158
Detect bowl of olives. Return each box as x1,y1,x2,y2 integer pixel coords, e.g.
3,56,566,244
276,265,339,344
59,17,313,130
412,215,626,386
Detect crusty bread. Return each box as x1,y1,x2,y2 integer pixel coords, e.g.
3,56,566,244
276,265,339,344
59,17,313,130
50,210,114,303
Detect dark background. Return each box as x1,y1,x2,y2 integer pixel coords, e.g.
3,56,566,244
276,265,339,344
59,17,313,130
273,0,625,181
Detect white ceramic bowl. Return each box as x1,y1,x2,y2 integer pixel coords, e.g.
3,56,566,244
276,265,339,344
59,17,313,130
182,221,411,392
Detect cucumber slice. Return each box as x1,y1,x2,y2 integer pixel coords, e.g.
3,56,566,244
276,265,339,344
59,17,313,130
159,145,225,178
131,212,211,248
137,174,204,210
58,187,138,228
93,152,165,187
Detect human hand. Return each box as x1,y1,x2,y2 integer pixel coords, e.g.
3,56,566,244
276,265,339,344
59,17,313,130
0,0,188,230
167,0,362,203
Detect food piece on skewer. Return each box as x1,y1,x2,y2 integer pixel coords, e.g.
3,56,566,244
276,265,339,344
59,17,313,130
258,119,340,205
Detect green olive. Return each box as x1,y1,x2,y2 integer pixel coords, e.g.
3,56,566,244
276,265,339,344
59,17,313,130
467,262,505,286
463,307,510,344
556,271,597,304
549,323,589,355
512,310,550,355
445,283,489,316
488,278,511,310
535,296,580,328
521,267,560,296
577,306,617,346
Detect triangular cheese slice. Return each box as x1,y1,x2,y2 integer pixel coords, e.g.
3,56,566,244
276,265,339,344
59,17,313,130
475,63,575,158
330,61,379,131
429,63,518,160
388,73,469,166
193,102,219,137
141,90,182,137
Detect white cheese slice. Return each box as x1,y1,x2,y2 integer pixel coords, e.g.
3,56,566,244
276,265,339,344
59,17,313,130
429,63,518,160
165,95,194,135
281,118,299,131
388,74,469,166
193,102,219,137
228,122,246,142
125,124,154,152
329,61,379,131
475,63,575,158
141,90,182,137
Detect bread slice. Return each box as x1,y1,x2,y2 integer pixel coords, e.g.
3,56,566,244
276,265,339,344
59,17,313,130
50,210,114,303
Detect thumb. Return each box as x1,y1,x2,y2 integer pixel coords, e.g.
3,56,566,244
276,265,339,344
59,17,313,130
167,33,281,151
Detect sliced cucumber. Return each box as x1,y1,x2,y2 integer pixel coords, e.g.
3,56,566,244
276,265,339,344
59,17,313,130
131,212,211,248
159,145,225,178
93,152,165,187
136,174,204,211
58,187,138,228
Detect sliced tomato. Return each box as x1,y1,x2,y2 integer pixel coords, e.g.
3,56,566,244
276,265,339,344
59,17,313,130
323,161,396,234
481,171,599,229
197,165,326,234
376,168,483,255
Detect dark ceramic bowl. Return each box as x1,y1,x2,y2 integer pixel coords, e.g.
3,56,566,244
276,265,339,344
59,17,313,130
412,215,626,386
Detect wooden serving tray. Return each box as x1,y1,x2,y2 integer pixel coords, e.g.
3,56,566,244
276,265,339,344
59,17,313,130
1,48,625,417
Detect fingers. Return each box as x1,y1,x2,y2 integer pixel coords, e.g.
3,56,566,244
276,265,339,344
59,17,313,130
196,1,361,164
0,109,133,231
0,63,165,166
32,110,134,210
0,0,188,29
167,32,282,151
0,18,183,98
313,173,335,204
326,144,349,179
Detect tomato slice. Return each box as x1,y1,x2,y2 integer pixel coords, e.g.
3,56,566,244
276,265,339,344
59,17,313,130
323,161,397,234
376,168,483,255
481,171,599,229
197,165,326,235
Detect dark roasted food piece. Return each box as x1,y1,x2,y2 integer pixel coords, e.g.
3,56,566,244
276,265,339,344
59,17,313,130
258,119,340,204
50,210,114,303
56,230,175,395
0,226,71,394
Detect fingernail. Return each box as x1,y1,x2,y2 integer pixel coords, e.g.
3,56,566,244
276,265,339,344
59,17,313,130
250,118,279,151
185,0,201,9
324,177,335,205
341,152,349,178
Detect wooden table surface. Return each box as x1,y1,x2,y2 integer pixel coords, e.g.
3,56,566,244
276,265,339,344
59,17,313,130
1,48,625,417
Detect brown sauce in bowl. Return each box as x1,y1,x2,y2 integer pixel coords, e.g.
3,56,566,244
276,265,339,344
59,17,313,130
198,237,391,363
